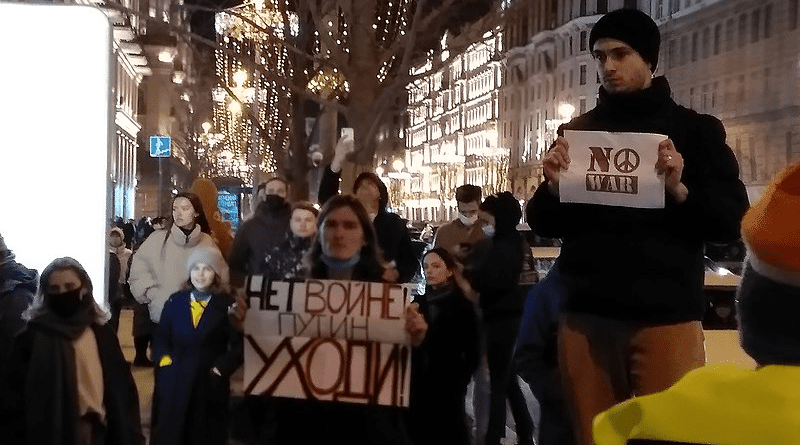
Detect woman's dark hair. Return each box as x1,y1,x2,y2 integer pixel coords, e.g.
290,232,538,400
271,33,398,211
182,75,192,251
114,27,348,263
424,247,458,272
306,194,385,279
353,172,389,211
480,192,521,234
162,192,211,250
23,257,109,323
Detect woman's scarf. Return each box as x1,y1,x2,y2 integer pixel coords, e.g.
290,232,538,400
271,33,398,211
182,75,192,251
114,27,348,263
25,299,95,445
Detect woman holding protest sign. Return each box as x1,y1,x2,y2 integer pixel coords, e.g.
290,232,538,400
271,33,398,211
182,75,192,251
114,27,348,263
150,247,242,445
270,194,427,445
406,247,481,445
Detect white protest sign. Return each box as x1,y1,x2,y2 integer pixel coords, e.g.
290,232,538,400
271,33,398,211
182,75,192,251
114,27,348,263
242,277,414,407
560,130,667,208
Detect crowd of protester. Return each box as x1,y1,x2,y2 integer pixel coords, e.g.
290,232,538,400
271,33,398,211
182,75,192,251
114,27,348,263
6,8,800,445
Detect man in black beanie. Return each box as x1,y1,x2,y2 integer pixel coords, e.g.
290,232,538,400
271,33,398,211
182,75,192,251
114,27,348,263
526,8,749,445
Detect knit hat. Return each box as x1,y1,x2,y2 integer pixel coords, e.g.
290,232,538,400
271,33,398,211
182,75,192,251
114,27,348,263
736,163,800,365
589,8,660,72
110,227,124,238
187,247,226,276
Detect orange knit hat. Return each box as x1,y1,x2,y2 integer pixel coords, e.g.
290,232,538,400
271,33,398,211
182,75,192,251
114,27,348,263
741,163,800,283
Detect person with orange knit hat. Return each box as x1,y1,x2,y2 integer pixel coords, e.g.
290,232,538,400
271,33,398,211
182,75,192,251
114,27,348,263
592,163,800,445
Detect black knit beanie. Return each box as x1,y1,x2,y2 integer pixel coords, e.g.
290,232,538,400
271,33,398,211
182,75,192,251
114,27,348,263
589,9,660,72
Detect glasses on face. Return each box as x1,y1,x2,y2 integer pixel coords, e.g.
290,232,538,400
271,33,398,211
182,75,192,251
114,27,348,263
591,46,635,64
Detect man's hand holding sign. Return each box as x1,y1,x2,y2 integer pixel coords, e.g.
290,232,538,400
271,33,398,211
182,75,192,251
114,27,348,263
543,131,687,207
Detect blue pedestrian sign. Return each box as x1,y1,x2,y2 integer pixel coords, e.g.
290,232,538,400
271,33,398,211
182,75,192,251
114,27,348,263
150,136,171,158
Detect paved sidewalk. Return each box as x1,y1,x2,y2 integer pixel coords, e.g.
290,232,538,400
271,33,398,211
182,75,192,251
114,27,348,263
117,308,154,441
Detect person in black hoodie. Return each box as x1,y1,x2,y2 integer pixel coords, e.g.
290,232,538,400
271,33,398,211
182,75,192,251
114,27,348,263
318,136,418,283
0,233,37,363
467,192,535,445
526,9,749,444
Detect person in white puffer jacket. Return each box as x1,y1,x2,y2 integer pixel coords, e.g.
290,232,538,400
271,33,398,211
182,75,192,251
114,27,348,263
129,192,229,323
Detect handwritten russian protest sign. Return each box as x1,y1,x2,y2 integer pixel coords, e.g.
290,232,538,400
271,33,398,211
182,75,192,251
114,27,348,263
560,130,667,208
242,277,415,407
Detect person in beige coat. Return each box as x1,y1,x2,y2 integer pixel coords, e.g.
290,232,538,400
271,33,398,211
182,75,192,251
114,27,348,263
129,192,229,324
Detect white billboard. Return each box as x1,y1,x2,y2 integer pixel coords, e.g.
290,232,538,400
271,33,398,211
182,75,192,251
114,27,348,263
0,3,113,306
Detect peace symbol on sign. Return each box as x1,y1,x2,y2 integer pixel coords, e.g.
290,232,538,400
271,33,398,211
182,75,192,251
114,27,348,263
614,148,640,173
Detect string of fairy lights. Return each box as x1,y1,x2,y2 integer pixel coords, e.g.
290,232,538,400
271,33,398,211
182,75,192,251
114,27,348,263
207,0,416,184
210,0,296,183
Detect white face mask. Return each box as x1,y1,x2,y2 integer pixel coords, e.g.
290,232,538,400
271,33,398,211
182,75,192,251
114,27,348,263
482,224,495,237
458,213,478,227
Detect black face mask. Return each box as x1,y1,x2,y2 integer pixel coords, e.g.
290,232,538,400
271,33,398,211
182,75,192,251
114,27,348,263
264,194,286,211
45,288,84,318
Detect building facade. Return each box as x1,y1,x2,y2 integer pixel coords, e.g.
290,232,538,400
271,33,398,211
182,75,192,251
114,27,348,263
73,0,151,220
403,30,506,223
657,0,800,202
134,0,199,218
500,0,800,207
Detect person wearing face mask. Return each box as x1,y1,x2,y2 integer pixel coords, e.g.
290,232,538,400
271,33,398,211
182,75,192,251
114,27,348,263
466,192,536,445
228,177,292,287
433,184,487,266
318,136,418,283
0,257,144,445
129,192,230,326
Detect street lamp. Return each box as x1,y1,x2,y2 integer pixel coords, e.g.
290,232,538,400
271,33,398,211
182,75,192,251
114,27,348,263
558,102,576,120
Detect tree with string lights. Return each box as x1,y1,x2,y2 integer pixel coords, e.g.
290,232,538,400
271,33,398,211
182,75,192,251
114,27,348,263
209,0,501,198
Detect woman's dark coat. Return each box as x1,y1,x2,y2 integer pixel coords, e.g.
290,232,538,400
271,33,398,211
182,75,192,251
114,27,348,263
0,322,145,445
407,282,480,445
151,290,243,445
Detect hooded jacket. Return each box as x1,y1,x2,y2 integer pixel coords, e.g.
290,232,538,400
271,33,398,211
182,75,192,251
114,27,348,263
129,224,229,323
467,192,527,320
227,199,291,286
0,259,37,362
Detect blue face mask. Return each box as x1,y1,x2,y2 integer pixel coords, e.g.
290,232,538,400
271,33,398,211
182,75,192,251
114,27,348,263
482,225,495,237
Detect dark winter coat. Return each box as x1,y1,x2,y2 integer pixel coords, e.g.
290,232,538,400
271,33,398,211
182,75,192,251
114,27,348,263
407,282,480,445
468,231,527,322
0,322,145,445
513,261,575,445
228,200,291,286
527,76,749,323
318,166,419,282
0,260,36,363
261,233,313,280
151,290,243,445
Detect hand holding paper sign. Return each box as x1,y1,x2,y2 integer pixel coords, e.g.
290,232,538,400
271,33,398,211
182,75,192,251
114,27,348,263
656,138,688,203
405,302,428,346
542,136,572,193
